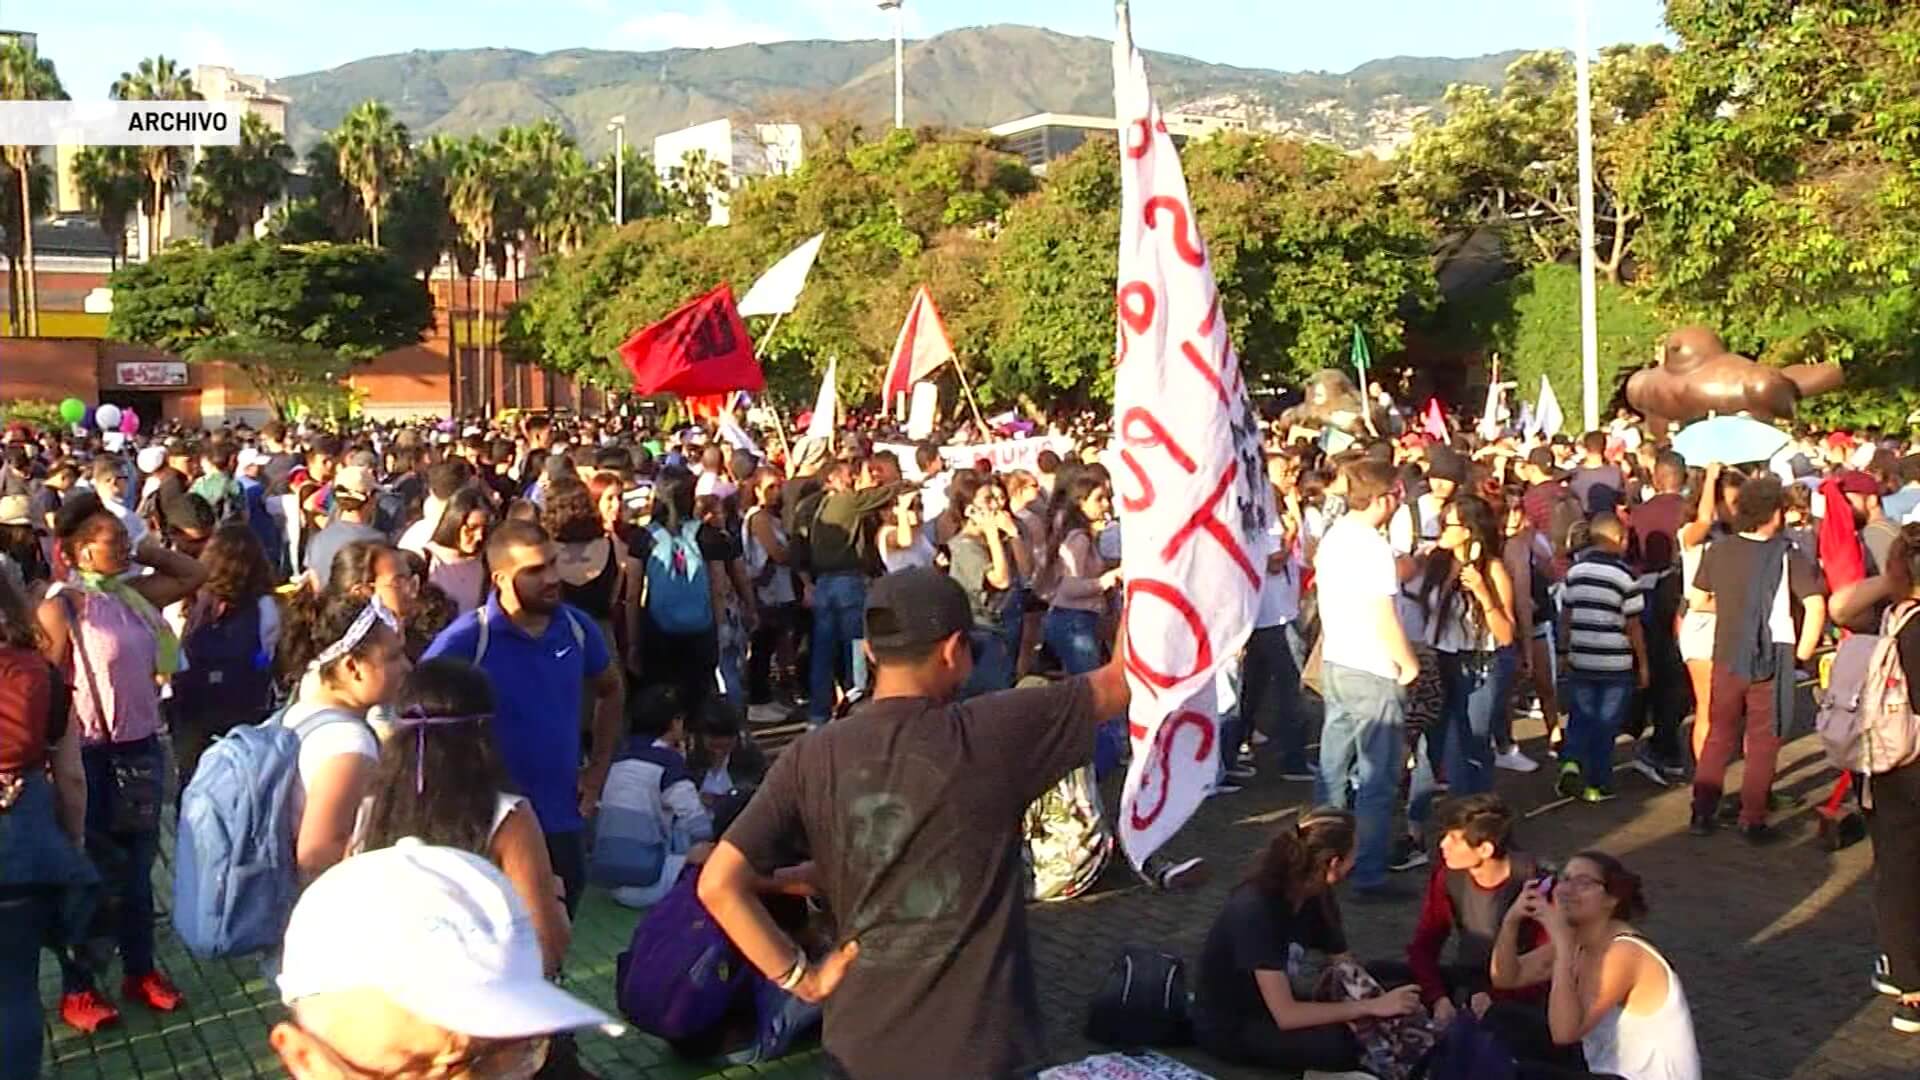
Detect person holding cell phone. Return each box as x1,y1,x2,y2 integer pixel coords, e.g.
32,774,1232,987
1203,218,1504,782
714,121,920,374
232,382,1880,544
1491,851,1701,1080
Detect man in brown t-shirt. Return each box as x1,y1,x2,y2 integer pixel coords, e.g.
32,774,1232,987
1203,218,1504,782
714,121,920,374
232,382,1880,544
698,568,1131,1079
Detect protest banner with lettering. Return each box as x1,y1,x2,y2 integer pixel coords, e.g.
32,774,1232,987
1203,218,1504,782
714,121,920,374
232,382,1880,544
874,436,1075,481
1110,1,1274,868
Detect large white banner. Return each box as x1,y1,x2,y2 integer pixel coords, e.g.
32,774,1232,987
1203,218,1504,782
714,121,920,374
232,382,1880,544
874,435,1074,481
1110,3,1274,868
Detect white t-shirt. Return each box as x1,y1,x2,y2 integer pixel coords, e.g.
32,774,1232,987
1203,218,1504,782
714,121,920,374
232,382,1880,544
1255,535,1302,629
1315,515,1401,680
282,701,378,801
880,533,936,573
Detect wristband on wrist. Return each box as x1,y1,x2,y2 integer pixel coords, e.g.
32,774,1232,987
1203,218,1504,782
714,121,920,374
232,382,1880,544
776,952,807,991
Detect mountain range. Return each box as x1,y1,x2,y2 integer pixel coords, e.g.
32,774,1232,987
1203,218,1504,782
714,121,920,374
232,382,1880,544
268,24,1532,160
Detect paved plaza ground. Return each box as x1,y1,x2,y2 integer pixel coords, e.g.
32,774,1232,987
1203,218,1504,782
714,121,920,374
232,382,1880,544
36,714,1917,1079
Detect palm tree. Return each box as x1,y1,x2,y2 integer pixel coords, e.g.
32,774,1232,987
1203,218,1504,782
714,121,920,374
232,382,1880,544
334,100,411,247
111,56,197,259
0,40,66,335
189,112,293,245
451,136,502,415
72,146,143,268
536,146,605,256
0,157,51,336
415,133,469,409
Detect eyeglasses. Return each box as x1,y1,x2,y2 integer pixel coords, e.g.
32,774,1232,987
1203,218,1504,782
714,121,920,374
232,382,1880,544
1556,873,1606,892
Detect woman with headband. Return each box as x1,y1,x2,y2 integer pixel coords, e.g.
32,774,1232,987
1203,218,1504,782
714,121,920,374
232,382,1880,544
357,658,570,976
280,593,411,885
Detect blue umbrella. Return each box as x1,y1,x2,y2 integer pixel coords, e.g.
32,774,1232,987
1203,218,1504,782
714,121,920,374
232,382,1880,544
1671,415,1790,466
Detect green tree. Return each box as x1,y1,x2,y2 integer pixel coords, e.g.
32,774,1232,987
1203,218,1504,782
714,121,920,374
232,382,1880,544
333,100,411,247
981,139,1121,405
451,137,504,407
510,126,1035,393
0,40,65,335
1401,46,1670,282
106,240,432,418
1625,0,1920,416
72,146,143,268
189,112,293,246
1430,262,1669,414
0,155,51,336
532,146,604,257
602,146,676,222
111,56,197,256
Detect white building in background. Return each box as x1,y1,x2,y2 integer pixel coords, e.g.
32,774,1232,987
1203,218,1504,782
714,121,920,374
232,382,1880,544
193,65,289,135
987,111,1249,174
651,118,804,226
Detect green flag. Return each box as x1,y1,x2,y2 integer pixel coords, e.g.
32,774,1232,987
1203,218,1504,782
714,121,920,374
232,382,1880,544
1350,324,1370,389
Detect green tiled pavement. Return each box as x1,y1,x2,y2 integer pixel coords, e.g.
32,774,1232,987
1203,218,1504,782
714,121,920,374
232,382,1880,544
39,848,827,1080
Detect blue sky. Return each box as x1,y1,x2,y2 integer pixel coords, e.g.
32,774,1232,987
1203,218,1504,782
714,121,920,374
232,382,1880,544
9,0,1669,101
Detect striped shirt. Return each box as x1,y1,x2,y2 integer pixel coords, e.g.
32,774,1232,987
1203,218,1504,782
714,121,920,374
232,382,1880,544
1563,550,1644,675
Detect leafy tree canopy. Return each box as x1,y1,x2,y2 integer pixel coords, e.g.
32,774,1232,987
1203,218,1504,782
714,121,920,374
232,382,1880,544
107,240,432,418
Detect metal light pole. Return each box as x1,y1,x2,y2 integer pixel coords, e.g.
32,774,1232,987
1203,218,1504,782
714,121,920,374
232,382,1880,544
879,0,905,128
1574,0,1600,432
608,114,627,225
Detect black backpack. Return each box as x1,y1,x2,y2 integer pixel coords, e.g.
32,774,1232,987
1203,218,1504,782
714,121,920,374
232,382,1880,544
1084,947,1193,1048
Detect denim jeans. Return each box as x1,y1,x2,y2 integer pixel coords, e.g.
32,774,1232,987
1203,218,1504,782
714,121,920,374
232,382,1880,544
1240,623,1307,773
79,738,163,981
1565,674,1636,789
962,626,1014,700
1437,649,1518,800
1046,608,1121,774
1315,664,1406,889
0,887,54,1080
808,573,868,723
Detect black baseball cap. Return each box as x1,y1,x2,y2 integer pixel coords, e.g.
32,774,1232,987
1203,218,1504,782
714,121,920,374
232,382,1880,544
865,567,972,652
1426,445,1467,484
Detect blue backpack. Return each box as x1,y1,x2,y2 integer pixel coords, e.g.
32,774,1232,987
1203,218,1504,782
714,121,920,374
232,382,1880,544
172,708,363,958
644,521,714,635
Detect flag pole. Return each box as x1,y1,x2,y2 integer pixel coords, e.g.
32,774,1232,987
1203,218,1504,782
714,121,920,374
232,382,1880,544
950,355,992,437
747,312,793,459
1574,0,1601,432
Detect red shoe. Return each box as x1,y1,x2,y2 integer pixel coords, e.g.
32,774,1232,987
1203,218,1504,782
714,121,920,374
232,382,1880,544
60,989,122,1033
122,970,185,1012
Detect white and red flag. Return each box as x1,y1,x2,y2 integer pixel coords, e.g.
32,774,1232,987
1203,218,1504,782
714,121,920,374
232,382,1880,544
879,285,955,412
1110,0,1275,868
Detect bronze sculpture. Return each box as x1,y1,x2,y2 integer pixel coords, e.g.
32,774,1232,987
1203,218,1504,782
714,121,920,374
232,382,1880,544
1625,326,1845,435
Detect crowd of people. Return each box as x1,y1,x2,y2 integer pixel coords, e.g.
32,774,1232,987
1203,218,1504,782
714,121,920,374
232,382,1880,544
0,395,1913,1079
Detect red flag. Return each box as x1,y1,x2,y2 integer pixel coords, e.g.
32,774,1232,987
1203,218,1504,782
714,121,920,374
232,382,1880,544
880,285,955,404
618,284,765,397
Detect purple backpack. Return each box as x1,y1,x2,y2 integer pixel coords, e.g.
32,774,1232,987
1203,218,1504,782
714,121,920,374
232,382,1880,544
615,868,753,1040
1420,1013,1516,1080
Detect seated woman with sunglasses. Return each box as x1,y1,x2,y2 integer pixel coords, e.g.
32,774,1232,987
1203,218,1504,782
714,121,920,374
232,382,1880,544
1491,851,1701,1080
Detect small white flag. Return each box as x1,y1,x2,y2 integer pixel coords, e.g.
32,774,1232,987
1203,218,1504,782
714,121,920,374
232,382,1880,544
1534,374,1565,439
738,232,826,318
806,356,838,442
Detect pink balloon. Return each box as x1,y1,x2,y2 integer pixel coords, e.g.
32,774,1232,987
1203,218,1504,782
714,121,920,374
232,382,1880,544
120,410,140,435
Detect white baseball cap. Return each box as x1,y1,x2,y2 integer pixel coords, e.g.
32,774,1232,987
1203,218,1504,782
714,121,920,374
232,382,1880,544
237,447,269,472
136,446,167,474
278,840,619,1039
